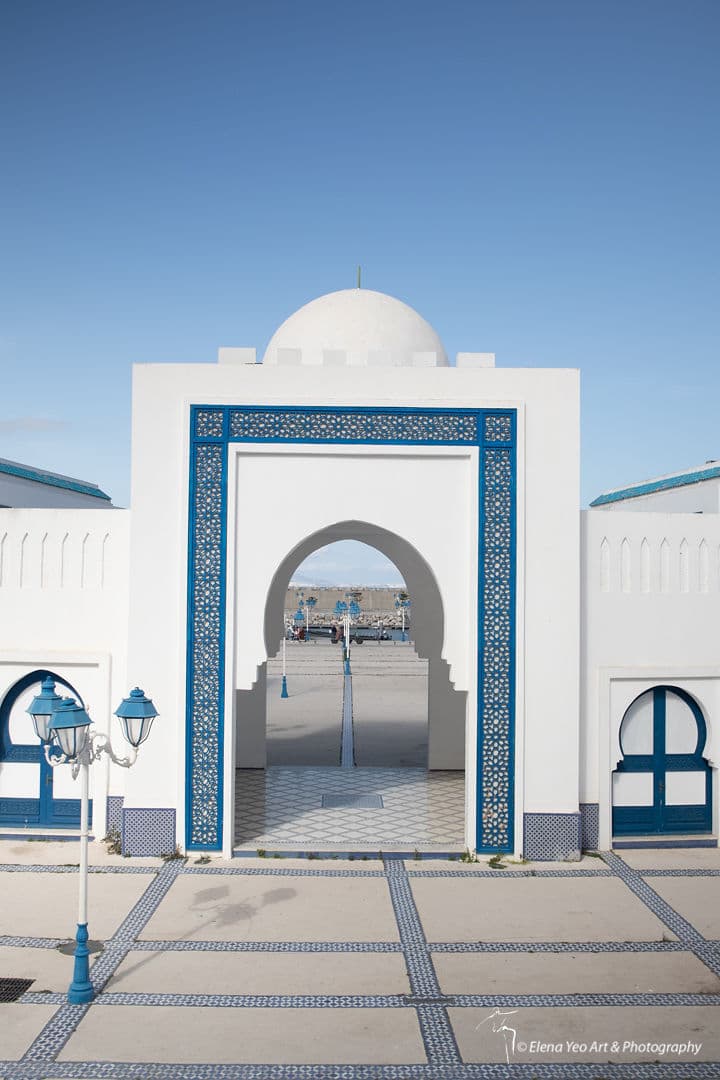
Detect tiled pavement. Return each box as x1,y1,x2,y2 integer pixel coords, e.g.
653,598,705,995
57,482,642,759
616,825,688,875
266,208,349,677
2,846,720,1076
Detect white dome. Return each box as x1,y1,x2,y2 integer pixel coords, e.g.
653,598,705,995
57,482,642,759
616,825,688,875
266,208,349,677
262,288,448,368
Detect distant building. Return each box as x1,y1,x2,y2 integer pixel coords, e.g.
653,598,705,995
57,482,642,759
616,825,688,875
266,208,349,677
0,457,112,509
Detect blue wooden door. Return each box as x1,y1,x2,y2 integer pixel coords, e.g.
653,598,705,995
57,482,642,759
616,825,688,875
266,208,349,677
0,670,91,828
613,686,712,836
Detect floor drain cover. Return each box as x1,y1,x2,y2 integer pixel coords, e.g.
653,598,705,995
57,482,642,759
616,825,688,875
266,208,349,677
0,978,34,1002
321,794,384,809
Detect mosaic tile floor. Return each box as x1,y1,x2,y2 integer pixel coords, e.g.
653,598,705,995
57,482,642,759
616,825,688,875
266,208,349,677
234,766,465,850
2,850,720,1076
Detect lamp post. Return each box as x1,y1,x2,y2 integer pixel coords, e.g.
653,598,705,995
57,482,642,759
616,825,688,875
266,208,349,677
27,678,158,1005
304,595,317,637
394,592,411,641
281,620,290,698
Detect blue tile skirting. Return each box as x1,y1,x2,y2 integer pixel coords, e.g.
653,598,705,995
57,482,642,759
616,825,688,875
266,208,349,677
121,807,176,856
106,795,124,833
522,812,581,861
579,802,599,850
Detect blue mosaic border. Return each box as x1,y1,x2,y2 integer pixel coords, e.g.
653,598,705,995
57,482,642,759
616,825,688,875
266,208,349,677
4,1064,720,1079
187,405,517,853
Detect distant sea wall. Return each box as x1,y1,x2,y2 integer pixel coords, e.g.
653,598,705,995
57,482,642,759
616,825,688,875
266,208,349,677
284,585,410,626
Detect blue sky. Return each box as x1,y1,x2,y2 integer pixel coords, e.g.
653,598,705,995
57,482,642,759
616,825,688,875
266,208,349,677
2,2,718,584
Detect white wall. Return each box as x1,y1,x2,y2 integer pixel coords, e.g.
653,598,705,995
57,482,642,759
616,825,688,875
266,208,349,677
126,362,580,854
0,509,131,836
581,509,720,845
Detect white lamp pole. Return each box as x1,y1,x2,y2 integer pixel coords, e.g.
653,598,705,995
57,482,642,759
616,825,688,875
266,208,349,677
27,681,158,1005
281,621,289,698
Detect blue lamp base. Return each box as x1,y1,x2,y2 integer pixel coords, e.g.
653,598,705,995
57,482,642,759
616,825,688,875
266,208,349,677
280,675,289,699
68,922,95,1004
344,657,351,675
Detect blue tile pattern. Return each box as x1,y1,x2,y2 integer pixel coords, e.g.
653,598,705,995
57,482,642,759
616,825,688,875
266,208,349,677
106,794,124,833
5,1064,720,1079
187,440,225,847
604,851,720,979
7,853,720,1078
383,857,462,1066
229,408,478,443
579,802,599,850
522,812,581,861
121,807,176,856
188,405,516,856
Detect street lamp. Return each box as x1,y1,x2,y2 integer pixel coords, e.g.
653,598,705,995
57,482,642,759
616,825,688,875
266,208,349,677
281,619,290,698
304,595,317,637
394,592,411,642
27,679,158,1005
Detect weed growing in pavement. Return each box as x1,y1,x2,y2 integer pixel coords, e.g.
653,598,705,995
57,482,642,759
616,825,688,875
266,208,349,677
160,846,185,862
103,828,122,855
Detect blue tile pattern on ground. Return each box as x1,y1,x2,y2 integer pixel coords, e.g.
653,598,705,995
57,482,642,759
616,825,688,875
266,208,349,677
522,812,581,861
5,852,720,1079
4,1062,720,1079
605,851,720,980
383,856,462,1066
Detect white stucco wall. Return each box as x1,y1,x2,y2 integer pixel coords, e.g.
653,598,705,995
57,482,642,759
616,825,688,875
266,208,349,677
0,509,130,836
126,361,580,855
581,509,720,846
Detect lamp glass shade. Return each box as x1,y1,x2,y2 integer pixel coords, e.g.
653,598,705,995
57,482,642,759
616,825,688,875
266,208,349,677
49,699,92,761
115,688,158,749
26,677,63,743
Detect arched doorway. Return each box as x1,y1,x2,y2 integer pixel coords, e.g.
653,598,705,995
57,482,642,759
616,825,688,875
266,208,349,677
232,522,466,852
613,685,712,836
0,670,91,828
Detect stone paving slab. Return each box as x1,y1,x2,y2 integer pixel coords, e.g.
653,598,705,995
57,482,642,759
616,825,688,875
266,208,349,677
0,1003,58,1059
57,1004,426,1065
405,856,602,872
450,1004,720,1063
411,876,675,942
106,950,411,994
0,945,101,994
645,876,720,938
0,839,162,867
622,847,720,871
140,873,400,942
352,672,428,767
266,672,344,766
0,870,155,938
434,950,720,994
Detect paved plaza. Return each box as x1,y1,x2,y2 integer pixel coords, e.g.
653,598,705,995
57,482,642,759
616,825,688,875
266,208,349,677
1,841,720,1077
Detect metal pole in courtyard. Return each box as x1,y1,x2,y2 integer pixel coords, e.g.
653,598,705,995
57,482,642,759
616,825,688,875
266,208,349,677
27,681,158,1004
281,622,289,698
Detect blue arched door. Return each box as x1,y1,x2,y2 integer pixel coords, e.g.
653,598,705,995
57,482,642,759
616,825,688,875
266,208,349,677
0,670,91,828
613,686,712,836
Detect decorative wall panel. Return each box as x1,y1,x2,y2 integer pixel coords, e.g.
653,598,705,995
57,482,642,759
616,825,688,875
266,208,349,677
187,405,517,851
